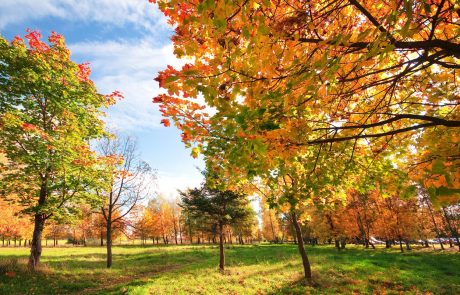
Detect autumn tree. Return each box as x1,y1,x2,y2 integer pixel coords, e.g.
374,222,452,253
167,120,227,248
150,0,459,281
132,205,152,245
150,0,460,211
0,31,118,269
97,135,156,268
261,200,282,243
180,186,252,271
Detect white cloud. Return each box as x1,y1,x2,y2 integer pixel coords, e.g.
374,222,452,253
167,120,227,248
156,171,203,200
0,0,167,32
69,39,205,196
69,40,186,131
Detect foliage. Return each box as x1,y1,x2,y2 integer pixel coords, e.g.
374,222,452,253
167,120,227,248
150,0,460,203
179,186,253,231
0,31,117,220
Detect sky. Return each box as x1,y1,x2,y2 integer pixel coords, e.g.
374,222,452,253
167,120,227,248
0,0,204,199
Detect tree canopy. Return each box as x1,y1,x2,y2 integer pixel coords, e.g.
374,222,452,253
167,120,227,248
151,0,459,203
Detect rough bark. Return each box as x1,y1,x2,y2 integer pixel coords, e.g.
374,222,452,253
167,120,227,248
28,181,48,270
291,211,312,280
28,213,46,269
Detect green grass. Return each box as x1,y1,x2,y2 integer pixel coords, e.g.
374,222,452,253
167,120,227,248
0,244,458,294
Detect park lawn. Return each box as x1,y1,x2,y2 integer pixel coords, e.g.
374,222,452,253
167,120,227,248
0,244,458,295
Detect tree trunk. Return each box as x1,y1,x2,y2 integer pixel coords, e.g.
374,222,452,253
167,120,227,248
173,219,178,245
179,222,183,244
385,240,392,248
188,219,193,244
28,180,48,270
291,211,312,280
335,239,341,251
405,240,411,250
106,219,112,268
423,195,444,250
28,213,46,270
268,209,276,242
219,222,225,272
369,241,375,249
340,238,346,249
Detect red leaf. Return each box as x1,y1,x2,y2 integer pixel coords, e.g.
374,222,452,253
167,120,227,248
161,119,171,127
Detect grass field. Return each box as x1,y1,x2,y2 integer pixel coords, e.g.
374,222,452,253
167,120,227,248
0,244,459,294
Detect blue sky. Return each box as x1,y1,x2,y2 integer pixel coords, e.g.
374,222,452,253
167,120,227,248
0,0,204,198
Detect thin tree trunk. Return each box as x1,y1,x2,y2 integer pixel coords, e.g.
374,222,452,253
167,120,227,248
173,218,178,245
424,195,445,250
188,218,193,244
405,240,411,250
219,222,225,272
385,240,392,248
335,239,341,251
106,219,112,268
291,211,312,280
340,238,346,249
179,221,183,244
268,209,276,242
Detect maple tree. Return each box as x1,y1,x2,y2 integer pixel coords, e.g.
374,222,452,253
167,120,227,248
0,31,118,269
151,0,459,197
150,0,460,278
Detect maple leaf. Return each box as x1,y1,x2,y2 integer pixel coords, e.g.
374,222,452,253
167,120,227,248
161,119,171,127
